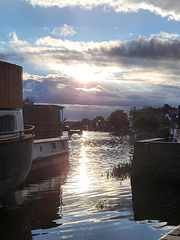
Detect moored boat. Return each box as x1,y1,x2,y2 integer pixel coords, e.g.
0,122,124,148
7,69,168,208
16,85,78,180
0,61,34,197
32,136,70,170
23,104,70,170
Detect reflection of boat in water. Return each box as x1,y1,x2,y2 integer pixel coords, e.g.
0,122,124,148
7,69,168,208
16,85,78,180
0,61,34,197
131,180,180,226
0,161,69,240
23,104,70,170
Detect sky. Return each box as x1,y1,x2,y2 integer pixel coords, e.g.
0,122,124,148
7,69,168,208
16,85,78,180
1,0,180,120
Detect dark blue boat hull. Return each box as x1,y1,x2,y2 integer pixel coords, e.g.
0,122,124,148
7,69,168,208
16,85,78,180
0,135,34,197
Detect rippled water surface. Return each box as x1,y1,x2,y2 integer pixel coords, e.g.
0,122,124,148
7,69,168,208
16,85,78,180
1,131,178,240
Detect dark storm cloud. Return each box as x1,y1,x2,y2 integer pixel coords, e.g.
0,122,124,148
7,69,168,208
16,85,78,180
106,38,180,60
31,37,180,71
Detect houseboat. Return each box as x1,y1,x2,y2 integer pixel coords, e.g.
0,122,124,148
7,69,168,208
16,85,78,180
0,61,34,197
23,104,70,170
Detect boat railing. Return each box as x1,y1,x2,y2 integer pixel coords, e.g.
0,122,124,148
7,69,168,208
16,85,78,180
24,122,63,139
22,124,35,137
0,124,35,139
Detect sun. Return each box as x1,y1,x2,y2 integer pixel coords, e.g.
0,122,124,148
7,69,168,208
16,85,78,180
49,63,119,84
70,65,122,83
70,65,98,83
49,63,98,83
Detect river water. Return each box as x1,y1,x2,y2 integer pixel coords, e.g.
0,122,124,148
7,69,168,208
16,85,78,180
1,131,179,240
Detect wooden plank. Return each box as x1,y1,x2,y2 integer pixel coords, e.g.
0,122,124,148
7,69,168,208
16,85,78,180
160,226,180,240
168,226,180,236
160,235,180,240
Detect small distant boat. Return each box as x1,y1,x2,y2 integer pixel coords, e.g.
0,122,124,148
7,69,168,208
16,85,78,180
23,104,70,170
0,61,34,197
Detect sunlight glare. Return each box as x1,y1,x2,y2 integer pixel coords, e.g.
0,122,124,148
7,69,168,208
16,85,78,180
48,63,122,84
77,146,91,193
71,65,98,83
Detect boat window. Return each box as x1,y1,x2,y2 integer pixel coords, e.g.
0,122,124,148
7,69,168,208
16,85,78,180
52,142,56,150
0,115,16,133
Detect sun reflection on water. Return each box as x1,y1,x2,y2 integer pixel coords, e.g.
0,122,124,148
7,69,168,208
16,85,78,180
76,141,92,194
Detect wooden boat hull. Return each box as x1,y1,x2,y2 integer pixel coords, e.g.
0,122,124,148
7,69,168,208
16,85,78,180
0,135,34,197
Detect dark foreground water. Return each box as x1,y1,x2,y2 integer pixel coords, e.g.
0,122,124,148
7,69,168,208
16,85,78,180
1,131,179,240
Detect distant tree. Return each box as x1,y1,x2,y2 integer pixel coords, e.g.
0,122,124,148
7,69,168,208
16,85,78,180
134,115,160,132
71,121,83,130
107,110,129,132
81,118,91,130
91,116,106,131
92,116,104,122
146,116,160,132
23,97,34,112
143,106,153,110
23,97,34,107
161,117,172,128
163,104,172,113
134,115,147,131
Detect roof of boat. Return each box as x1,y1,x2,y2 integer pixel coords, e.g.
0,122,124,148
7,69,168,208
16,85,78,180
34,104,65,110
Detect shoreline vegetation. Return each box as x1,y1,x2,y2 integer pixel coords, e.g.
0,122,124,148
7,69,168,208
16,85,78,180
64,104,180,139
107,162,132,182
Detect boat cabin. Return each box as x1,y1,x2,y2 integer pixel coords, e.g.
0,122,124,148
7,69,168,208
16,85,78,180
23,104,65,139
0,109,24,139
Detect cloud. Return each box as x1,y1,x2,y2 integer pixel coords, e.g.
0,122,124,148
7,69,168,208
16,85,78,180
8,32,29,46
150,32,180,39
3,32,180,114
6,33,180,82
23,74,119,106
25,0,180,21
52,24,77,37
23,72,180,116
4,32,180,79
26,35,180,65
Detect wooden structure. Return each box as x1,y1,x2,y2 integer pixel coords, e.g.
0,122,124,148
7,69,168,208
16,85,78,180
132,138,180,183
23,104,64,139
0,61,22,109
159,225,180,239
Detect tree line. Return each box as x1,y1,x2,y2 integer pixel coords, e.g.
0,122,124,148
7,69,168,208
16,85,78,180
67,110,129,133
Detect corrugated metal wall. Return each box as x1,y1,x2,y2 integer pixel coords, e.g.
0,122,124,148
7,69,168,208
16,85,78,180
0,61,22,109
